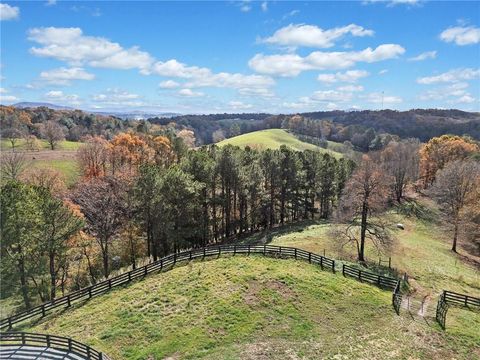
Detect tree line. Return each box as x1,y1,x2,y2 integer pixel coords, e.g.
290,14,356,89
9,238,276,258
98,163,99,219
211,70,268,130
1,129,478,311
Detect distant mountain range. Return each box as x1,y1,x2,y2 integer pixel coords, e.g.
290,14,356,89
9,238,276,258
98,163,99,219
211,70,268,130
13,102,75,110
12,102,180,119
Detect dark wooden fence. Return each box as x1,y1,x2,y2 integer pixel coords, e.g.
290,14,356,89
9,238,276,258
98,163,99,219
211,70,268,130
0,332,109,360
0,244,336,331
435,290,480,329
341,264,401,314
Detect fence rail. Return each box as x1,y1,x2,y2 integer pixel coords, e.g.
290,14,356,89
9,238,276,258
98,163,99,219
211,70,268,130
0,244,337,331
392,281,402,315
435,290,480,329
0,332,109,360
341,264,398,290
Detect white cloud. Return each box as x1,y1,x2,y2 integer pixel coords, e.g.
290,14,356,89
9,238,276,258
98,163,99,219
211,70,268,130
0,87,18,103
262,23,374,48
261,2,268,12
337,85,364,92
91,88,144,107
311,90,353,102
44,90,81,105
282,10,299,20
363,0,420,7
45,0,56,6
28,27,153,71
159,80,181,89
378,69,388,75
0,95,19,102
178,88,204,97
239,1,251,12
152,59,275,93
440,26,480,46
317,70,369,83
238,88,275,98
229,101,253,110
39,67,95,85
249,44,405,77
419,82,476,104
361,92,402,104
417,68,480,84
408,50,437,61
0,3,19,21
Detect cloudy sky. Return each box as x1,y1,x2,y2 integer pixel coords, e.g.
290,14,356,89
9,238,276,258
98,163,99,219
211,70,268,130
0,0,479,113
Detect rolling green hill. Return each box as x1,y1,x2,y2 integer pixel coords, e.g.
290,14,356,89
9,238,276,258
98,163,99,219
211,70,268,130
217,129,343,157
23,255,477,359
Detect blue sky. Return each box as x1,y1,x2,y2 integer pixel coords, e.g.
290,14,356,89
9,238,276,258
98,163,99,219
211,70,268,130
0,0,479,113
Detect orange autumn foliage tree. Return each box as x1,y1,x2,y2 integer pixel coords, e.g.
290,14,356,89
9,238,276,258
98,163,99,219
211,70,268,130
150,135,175,167
109,133,153,174
419,135,479,187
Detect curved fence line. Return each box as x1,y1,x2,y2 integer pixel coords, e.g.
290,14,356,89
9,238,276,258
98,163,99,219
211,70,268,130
435,290,480,329
0,244,399,331
0,332,109,360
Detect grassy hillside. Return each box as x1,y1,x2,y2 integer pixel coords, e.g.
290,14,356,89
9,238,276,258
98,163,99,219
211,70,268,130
0,140,81,185
217,129,343,157
24,256,476,360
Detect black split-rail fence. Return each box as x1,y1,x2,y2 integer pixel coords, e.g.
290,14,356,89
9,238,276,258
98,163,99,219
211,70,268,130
435,290,480,329
0,332,109,360
0,244,401,332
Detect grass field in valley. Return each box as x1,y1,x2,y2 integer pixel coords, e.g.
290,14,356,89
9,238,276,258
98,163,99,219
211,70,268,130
0,139,81,185
24,256,477,360
217,129,343,158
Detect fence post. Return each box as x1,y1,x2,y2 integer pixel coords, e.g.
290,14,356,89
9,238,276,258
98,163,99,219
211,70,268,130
218,247,221,258
108,279,112,289
144,265,147,276
42,304,46,317
320,257,323,269
332,260,335,273
128,272,131,282
263,245,266,256
100,353,103,360
87,346,91,358
174,253,177,264
342,264,345,276
248,244,251,255
21,332,25,345
359,270,362,282
68,338,72,352
89,287,92,298
8,318,12,330
389,257,392,269
203,247,206,259
234,245,236,256
189,250,192,261
67,295,71,307
308,253,311,263
46,334,51,347
465,294,468,307
294,248,297,259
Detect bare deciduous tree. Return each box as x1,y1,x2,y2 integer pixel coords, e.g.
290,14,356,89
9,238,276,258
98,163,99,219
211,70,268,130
381,139,420,202
430,160,480,252
1,151,29,181
73,176,128,278
40,120,65,150
335,155,393,262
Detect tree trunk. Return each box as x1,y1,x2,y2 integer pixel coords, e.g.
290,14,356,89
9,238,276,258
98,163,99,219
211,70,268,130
359,201,368,262
49,252,56,300
452,217,459,253
18,257,31,309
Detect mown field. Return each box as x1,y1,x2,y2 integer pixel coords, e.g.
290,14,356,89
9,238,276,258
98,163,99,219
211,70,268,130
0,139,81,185
217,129,343,158
24,256,477,360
